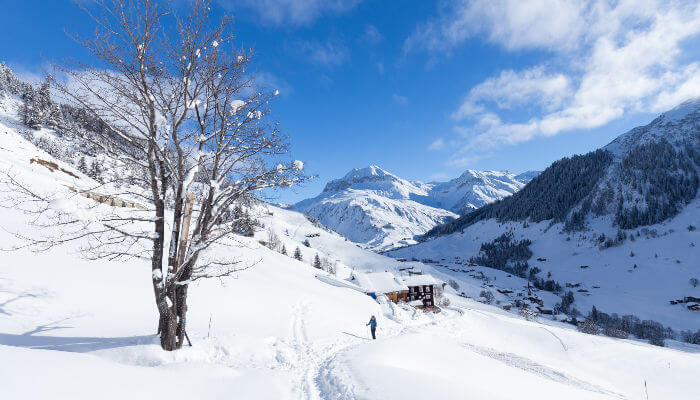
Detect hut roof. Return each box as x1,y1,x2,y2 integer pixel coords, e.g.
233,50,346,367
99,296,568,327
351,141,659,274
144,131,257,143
354,272,408,294
402,274,440,287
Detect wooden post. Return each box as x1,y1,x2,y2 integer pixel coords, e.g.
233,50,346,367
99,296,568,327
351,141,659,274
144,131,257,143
207,314,213,338
644,380,648,400
177,192,195,267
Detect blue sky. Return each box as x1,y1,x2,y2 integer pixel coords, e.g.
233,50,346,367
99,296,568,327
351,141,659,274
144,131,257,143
2,1,699,203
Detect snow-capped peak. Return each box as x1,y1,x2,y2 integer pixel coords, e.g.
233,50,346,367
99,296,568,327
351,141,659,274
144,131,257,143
605,97,700,156
423,169,531,214
322,165,428,200
296,166,536,250
344,165,392,179
656,97,700,124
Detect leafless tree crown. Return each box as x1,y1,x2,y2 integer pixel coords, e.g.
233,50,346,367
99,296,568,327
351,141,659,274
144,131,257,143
2,0,306,350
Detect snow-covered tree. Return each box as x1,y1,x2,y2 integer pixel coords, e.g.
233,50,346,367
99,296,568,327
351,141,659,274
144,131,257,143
88,159,104,183
326,260,337,275
313,253,321,269
2,0,305,351
77,156,88,174
266,227,281,251
229,205,258,237
555,291,575,315
479,290,494,304
293,247,303,261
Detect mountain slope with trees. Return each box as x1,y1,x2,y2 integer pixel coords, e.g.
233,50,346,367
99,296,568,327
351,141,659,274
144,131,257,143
423,98,700,239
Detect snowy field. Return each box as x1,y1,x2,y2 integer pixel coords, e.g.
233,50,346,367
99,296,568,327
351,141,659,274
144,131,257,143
1,99,699,399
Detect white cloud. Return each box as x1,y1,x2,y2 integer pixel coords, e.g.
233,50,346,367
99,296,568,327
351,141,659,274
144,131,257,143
7,63,46,85
297,38,349,67
409,0,700,163
376,61,385,75
404,0,587,55
454,66,572,120
361,25,384,45
392,93,408,105
428,138,445,151
444,148,493,168
428,172,450,181
227,0,362,26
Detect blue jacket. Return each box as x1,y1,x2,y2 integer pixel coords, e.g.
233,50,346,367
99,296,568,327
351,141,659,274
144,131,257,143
367,318,377,329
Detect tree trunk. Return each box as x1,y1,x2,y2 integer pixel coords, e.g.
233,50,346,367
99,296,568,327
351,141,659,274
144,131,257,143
174,256,195,348
175,283,189,348
155,284,189,351
159,305,178,351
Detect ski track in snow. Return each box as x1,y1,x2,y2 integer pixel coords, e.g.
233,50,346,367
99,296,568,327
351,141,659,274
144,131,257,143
290,300,318,400
312,304,628,400
541,327,568,352
313,307,465,400
289,300,367,400
462,343,626,399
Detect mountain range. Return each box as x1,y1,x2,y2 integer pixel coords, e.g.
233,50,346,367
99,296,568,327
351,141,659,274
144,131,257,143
294,166,538,250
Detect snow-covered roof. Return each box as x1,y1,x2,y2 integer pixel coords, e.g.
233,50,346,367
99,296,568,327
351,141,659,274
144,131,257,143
402,274,440,287
353,272,408,294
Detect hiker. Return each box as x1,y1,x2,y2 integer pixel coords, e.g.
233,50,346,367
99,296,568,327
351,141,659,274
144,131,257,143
366,315,377,340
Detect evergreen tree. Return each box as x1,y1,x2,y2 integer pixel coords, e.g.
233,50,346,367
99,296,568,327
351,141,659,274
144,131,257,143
89,159,104,183
228,205,258,237
77,156,88,174
313,253,321,269
20,98,40,130
280,244,287,256
293,246,302,261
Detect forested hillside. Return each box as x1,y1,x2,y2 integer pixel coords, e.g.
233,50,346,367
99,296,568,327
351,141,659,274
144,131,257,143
424,150,613,238
424,99,700,239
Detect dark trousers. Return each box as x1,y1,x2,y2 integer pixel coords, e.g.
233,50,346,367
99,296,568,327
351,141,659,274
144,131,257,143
371,327,376,340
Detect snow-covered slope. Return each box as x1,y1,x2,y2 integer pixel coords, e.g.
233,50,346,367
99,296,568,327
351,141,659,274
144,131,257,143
0,81,698,399
605,97,700,155
294,166,533,250
390,99,700,332
389,209,700,331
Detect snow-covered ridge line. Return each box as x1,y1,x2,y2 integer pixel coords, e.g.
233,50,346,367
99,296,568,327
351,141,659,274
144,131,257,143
295,165,537,250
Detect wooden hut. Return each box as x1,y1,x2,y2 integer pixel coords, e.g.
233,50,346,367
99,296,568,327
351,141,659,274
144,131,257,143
403,274,441,308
